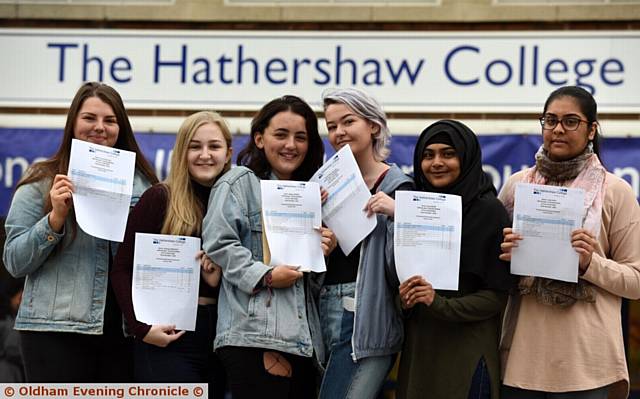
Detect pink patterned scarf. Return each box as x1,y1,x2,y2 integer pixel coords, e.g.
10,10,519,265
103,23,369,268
501,145,607,307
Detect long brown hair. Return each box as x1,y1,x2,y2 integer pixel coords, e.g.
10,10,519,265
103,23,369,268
236,95,324,181
17,82,158,214
161,111,232,236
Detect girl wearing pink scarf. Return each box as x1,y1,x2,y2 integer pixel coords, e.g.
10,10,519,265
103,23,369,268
499,86,640,399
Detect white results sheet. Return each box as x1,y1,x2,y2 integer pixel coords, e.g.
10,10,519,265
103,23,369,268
394,191,462,290
132,233,200,331
309,145,376,255
260,180,326,273
511,183,584,283
68,139,136,242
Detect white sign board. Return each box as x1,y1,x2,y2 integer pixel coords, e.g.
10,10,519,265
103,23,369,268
0,29,638,113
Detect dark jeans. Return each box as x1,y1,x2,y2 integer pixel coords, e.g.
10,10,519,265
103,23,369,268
467,357,491,399
217,346,316,399
20,329,133,382
134,304,226,399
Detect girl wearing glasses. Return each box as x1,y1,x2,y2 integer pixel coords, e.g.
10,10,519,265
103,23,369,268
499,86,640,399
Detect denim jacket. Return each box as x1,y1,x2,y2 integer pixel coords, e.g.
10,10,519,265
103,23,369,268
352,164,413,360
202,166,324,359
3,172,150,334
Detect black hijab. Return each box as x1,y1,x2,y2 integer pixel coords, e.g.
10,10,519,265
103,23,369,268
413,120,513,293
413,120,495,209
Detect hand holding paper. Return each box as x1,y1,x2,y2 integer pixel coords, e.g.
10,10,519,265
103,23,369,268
571,228,597,274
510,183,585,283
260,180,326,273
270,265,304,288
68,139,136,242
399,275,435,309
142,325,186,348
48,174,75,232
394,191,462,290
310,145,376,255
364,191,396,218
133,233,201,331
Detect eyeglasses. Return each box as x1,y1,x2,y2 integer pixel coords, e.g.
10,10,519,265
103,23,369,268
539,115,590,131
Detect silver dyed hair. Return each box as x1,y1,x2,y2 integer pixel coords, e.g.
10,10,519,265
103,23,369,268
322,87,391,161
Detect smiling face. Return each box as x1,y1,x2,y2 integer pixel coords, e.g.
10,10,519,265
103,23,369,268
542,96,596,161
325,103,377,159
254,110,309,180
420,143,461,188
187,122,232,187
73,96,120,147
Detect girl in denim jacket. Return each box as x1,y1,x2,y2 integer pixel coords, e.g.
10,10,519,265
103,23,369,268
202,95,336,399
3,82,158,382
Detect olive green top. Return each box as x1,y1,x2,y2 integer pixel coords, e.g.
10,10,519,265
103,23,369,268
396,282,507,399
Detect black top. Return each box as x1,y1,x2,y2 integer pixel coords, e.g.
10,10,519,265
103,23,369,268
111,181,217,339
324,170,412,285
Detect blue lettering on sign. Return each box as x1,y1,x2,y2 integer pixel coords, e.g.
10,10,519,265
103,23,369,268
545,58,569,86
47,43,79,82
110,57,132,83
154,44,187,84
265,58,288,85
445,45,480,85
44,40,626,96
237,45,258,84
192,57,212,84
314,59,331,85
83,43,104,82
149,44,425,87
47,42,133,83
443,44,625,94
600,59,624,86
485,59,512,86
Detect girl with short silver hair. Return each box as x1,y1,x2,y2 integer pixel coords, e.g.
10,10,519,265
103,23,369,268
318,87,412,399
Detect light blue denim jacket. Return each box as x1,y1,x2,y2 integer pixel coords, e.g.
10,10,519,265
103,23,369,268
3,172,150,334
202,166,324,359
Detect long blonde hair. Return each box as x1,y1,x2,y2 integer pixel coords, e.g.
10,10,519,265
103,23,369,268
161,111,232,236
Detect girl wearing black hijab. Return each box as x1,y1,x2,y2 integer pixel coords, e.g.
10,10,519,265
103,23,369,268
396,120,514,399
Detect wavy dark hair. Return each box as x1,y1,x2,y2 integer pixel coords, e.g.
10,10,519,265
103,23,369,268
17,82,158,213
543,85,602,157
236,95,324,181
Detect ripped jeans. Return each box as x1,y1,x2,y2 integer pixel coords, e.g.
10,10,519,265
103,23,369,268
318,282,395,399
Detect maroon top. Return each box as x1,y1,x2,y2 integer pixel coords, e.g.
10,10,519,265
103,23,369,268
111,182,217,340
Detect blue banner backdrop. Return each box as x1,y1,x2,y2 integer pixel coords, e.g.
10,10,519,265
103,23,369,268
0,128,638,216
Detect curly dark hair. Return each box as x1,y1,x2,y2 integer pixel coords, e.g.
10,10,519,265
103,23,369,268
236,95,324,181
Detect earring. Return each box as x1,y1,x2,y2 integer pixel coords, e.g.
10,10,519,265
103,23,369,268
587,141,594,152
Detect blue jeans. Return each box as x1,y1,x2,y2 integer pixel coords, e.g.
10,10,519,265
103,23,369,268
467,357,491,399
319,282,394,399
